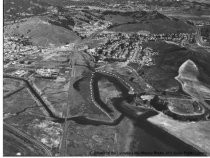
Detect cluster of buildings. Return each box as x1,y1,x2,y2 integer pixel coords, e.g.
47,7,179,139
86,31,196,65
35,69,59,79
90,32,142,59
73,20,112,38
4,36,25,64
86,32,159,65
151,32,195,44
96,31,195,44
4,35,71,80
195,21,210,27
12,70,29,77
138,47,158,66
4,36,41,66
10,68,60,79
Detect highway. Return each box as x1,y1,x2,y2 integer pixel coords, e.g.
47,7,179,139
58,33,136,154
59,48,77,156
4,123,52,156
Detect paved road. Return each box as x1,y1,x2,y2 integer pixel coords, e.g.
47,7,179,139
4,123,52,156
59,50,76,156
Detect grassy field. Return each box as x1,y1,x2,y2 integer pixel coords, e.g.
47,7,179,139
73,74,112,121
33,77,69,117
109,19,195,34
98,77,122,119
3,78,24,96
167,99,203,115
66,117,133,156
106,10,195,34
4,88,38,114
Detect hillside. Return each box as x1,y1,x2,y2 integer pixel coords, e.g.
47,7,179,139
108,11,196,34
138,41,210,92
4,17,80,47
187,0,210,4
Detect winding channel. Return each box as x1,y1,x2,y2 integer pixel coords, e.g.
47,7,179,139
88,70,208,122
3,74,124,125
4,70,208,155
4,69,208,122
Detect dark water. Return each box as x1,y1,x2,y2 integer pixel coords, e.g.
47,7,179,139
131,120,205,156
92,72,206,156
112,98,205,156
4,74,207,156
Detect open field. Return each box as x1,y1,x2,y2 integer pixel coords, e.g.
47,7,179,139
33,77,69,117
73,74,113,122
167,99,205,115
65,117,132,156
3,78,24,96
110,21,195,34
4,88,39,115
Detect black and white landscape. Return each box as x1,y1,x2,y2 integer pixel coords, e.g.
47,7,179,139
3,0,210,156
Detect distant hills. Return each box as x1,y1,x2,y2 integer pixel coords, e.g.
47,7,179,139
4,0,200,46
3,0,49,21
187,0,210,4
107,11,195,34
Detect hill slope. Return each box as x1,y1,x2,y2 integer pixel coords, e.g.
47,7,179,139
107,11,195,34
138,41,210,92
4,17,80,47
